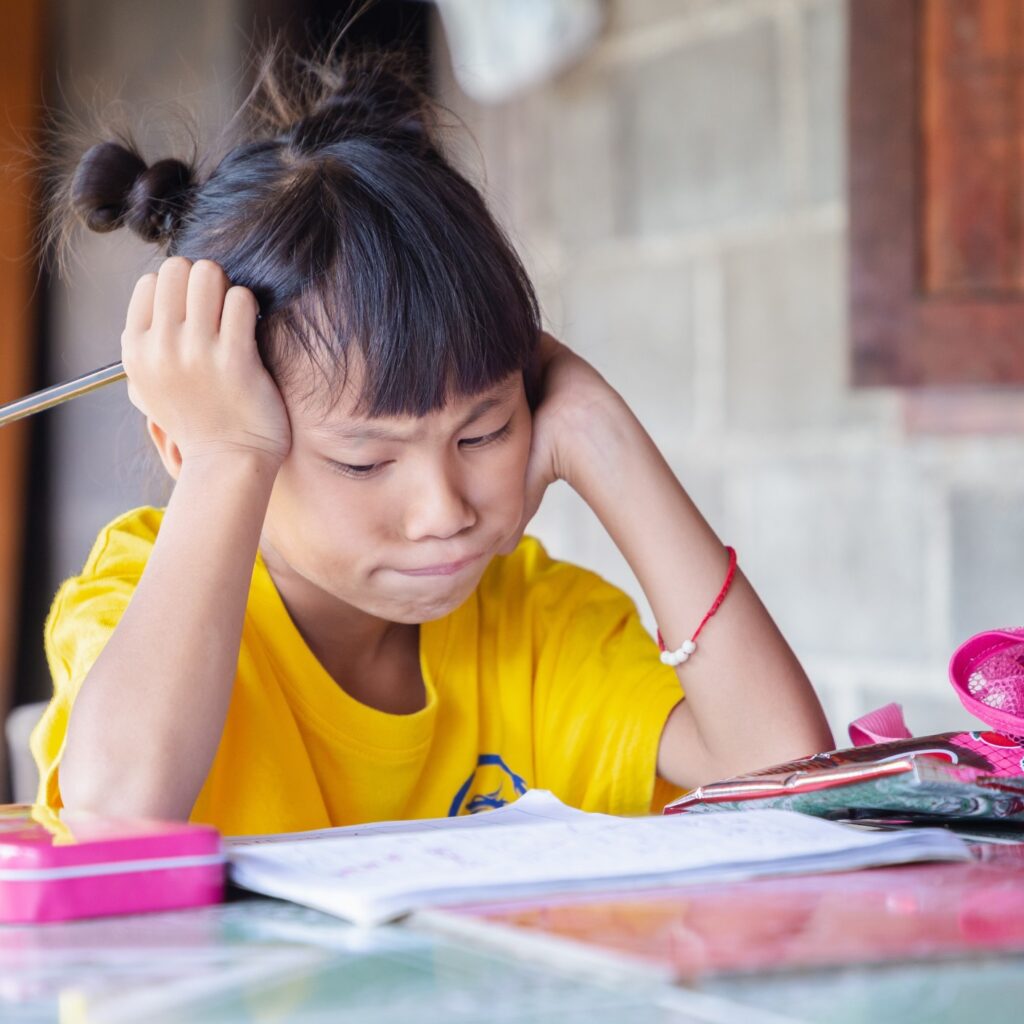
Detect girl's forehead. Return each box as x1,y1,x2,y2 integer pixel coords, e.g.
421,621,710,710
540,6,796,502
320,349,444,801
299,373,523,443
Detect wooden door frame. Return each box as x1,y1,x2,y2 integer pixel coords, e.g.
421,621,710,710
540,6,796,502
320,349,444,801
0,0,46,797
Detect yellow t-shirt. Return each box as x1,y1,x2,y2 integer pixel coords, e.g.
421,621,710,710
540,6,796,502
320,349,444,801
32,507,684,835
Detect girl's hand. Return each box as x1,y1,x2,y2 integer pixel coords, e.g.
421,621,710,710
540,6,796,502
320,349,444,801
122,257,291,465
501,332,624,553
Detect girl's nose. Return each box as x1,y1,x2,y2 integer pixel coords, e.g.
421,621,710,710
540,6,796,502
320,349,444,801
402,468,477,542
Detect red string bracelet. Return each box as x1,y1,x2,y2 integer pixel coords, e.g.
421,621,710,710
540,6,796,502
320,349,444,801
657,546,738,667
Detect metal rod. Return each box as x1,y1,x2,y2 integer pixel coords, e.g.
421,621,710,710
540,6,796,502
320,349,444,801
0,362,127,429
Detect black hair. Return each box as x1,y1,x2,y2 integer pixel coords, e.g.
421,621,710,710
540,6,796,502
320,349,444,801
61,45,541,417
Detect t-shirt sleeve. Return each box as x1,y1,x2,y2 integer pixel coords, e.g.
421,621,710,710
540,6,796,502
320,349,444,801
29,509,158,810
524,544,686,816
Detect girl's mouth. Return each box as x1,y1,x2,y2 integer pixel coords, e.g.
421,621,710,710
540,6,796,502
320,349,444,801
395,553,484,577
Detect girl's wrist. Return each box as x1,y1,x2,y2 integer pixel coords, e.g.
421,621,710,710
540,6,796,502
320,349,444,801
174,447,282,509
178,445,285,478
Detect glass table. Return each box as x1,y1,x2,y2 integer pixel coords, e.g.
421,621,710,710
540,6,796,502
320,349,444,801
3,892,1023,1024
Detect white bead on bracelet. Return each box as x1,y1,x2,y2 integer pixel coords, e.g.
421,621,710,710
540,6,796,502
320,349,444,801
656,546,739,670
660,639,697,667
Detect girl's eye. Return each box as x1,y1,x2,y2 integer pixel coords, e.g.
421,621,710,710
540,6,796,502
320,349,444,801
459,421,512,449
327,461,384,479
326,420,512,477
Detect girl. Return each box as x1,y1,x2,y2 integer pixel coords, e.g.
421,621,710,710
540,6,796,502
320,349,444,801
32,48,832,834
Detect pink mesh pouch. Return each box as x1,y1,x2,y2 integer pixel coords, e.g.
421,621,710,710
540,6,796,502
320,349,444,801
664,629,1024,819
949,628,1024,740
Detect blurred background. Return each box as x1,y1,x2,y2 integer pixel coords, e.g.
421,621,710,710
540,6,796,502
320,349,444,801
2,0,1021,802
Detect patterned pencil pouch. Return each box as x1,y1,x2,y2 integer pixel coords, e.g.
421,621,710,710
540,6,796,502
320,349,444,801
663,627,1024,819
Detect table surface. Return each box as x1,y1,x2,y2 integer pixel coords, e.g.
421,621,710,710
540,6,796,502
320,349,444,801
3,890,1024,1024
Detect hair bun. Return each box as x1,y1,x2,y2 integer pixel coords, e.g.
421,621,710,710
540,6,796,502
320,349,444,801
247,49,432,157
71,141,195,243
305,65,429,149
292,91,425,154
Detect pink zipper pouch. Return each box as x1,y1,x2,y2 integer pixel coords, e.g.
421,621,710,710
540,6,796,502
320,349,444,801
0,804,224,924
842,626,1024,772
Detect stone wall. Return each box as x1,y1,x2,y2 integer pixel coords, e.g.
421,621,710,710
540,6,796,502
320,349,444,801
433,0,1024,739
33,0,1024,743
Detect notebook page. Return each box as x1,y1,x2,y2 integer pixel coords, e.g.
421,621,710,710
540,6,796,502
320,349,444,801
228,794,970,925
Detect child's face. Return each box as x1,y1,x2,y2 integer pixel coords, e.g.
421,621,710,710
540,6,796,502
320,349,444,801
261,363,532,624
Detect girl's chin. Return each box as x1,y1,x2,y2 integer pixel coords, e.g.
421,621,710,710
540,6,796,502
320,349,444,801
382,577,484,623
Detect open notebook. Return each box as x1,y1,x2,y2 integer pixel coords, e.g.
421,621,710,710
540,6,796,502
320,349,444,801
225,791,971,926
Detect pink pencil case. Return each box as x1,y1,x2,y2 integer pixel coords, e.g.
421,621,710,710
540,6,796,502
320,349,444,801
0,804,224,924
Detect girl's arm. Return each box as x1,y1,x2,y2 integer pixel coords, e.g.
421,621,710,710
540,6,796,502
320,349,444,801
516,335,833,789
60,257,291,820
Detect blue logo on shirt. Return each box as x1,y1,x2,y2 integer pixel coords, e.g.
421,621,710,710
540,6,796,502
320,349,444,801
448,754,528,816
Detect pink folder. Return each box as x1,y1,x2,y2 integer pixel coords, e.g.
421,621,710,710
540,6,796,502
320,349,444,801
0,804,224,924
437,845,1024,979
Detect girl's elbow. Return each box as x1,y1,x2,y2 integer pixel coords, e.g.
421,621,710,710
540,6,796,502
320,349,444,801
59,758,192,822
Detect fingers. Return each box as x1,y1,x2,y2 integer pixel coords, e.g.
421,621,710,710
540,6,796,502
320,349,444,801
536,331,564,364
150,257,231,338
185,260,230,336
151,257,192,324
125,256,257,364
219,286,260,353
143,257,245,344
527,332,567,392
118,256,289,463
125,273,157,334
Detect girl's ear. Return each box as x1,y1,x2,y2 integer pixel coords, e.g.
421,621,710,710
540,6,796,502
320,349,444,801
146,418,183,481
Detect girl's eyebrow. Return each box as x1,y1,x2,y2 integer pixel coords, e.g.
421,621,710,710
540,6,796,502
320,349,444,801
317,387,516,445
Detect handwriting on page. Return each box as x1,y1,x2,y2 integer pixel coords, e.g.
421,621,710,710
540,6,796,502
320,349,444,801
235,810,900,895
227,792,970,925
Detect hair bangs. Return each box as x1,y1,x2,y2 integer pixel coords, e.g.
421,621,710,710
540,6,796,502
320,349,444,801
253,142,539,418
